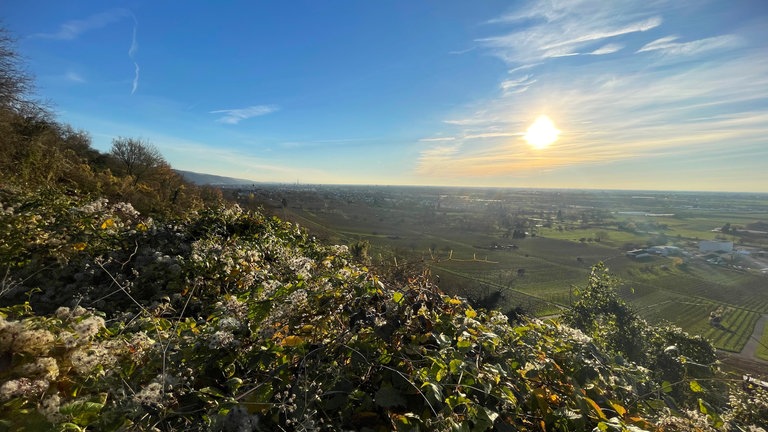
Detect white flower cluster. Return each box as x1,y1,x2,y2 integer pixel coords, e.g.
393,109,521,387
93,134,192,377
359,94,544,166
68,341,119,376
218,317,242,332
20,357,59,381
132,382,165,408
287,256,314,280
285,289,308,309
190,238,264,292
112,201,140,219
207,330,239,350
77,198,109,214
38,394,63,422
73,316,105,339
214,295,247,320
0,378,48,402
329,244,348,255
557,325,592,345
257,279,283,301
127,331,156,363
656,408,722,431
54,305,88,320
0,317,55,356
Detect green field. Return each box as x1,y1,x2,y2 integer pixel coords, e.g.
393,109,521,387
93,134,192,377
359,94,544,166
236,186,768,354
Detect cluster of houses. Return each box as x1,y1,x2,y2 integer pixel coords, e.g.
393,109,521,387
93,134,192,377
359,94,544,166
625,241,738,261
625,245,683,259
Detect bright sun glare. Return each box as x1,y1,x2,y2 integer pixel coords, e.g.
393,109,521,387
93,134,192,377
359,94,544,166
524,115,560,149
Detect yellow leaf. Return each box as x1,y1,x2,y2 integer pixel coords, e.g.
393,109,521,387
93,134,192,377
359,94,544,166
465,308,477,318
281,335,304,347
584,397,607,420
73,242,87,251
610,401,627,417
448,298,462,305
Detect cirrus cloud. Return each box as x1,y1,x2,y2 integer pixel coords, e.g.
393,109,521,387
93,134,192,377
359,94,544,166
210,105,280,124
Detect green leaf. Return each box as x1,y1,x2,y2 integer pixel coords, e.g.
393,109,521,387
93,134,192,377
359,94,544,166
698,398,709,415
393,291,404,303
421,382,443,405
661,380,673,393
59,401,104,426
449,359,463,374
689,380,703,393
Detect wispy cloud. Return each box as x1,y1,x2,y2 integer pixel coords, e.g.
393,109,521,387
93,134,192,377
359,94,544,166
478,2,663,65
637,34,740,55
129,13,139,95
588,43,623,55
210,105,280,124
31,9,131,40
32,9,140,95
500,74,537,94
419,137,456,142
449,47,475,55
414,0,768,187
65,71,85,83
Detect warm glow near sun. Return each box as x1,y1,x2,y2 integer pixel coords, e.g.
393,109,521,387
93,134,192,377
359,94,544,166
524,115,560,149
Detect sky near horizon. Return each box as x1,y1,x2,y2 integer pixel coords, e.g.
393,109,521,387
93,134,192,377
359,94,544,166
5,1,768,192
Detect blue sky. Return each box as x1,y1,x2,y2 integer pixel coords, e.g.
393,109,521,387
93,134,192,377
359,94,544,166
6,1,768,192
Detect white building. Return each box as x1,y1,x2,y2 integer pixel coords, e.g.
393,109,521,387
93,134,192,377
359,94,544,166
648,245,681,256
699,240,733,253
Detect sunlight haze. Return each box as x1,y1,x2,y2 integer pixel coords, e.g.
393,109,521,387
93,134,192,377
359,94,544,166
524,116,560,149
6,1,767,192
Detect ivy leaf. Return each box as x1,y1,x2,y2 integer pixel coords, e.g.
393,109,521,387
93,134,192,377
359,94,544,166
393,291,404,303
449,359,463,374
421,382,443,405
281,335,304,347
689,380,703,393
661,381,673,393
60,401,104,426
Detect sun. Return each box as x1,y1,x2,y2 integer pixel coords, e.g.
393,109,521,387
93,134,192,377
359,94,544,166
524,115,560,149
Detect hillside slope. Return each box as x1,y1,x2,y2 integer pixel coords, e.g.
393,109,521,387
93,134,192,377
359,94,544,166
1,184,767,431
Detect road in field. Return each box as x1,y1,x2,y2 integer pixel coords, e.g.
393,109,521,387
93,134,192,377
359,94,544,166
738,314,768,362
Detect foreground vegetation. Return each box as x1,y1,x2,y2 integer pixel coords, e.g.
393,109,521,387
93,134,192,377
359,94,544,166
3,187,768,431
1,26,767,431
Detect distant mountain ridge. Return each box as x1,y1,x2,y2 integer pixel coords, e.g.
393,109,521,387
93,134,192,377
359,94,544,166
174,169,256,186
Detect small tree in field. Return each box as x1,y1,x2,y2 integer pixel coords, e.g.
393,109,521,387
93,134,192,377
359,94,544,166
109,137,166,185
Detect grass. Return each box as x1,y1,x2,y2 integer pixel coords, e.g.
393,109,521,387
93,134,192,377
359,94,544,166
757,321,768,361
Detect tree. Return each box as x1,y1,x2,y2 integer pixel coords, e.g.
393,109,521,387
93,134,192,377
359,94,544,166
0,26,44,117
565,263,645,360
109,137,166,185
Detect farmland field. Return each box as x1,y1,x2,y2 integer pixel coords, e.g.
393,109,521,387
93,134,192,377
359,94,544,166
232,185,768,354
758,325,768,361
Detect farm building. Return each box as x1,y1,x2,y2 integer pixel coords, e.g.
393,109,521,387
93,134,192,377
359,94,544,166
626,249,652,259
647,245,681,256
699,240,733,253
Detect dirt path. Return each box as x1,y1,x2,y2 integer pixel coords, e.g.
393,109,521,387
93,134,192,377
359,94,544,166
738,313,768,361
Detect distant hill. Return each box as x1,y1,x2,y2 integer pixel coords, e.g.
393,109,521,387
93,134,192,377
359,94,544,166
175,169,256,186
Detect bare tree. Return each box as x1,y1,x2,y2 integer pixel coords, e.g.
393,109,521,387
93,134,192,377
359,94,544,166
109,137,166,184
0,26,43,116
